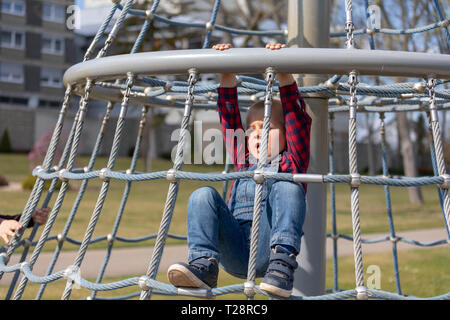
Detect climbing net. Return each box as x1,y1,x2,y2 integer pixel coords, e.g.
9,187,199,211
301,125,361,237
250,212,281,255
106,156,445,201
0,0,449,300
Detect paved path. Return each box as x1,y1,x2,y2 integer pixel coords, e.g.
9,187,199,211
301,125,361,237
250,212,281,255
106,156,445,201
0,227,448,285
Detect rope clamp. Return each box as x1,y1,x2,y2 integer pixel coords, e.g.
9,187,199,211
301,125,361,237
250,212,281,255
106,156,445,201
164,81,173,92
350,173,361,188
107,234,114,244
145,10,154,20
64,265,81,289
440,174,450,189
20,261,30,274
330,233,339,241
205,21,215,31
0,253,10,264
167,169,177,183
58,169,69,182
244,281,256,298
99,168,110,182
365,28,376,35
177,288,212,298
413,82,426,94
35,166,46,178
57,234,65,244
389,236,399,243
325,79,339,91
355,286,368,300
253,170,265,184
138,275,150,291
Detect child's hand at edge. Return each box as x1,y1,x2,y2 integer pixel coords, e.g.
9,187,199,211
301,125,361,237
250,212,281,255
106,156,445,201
0,219,22,245
265,43,295,87
213,43,236,88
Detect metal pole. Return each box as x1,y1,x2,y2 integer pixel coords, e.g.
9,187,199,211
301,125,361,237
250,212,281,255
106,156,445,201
289,0,330,296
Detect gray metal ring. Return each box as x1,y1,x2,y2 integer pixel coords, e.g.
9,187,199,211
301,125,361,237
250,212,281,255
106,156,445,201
64,48,450,86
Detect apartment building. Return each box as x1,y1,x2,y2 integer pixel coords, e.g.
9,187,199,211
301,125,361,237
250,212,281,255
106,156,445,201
0,0,76,109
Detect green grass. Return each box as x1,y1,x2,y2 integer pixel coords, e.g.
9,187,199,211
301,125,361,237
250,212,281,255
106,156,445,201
0,246,448,300
0,152,448,299
0,153,446,253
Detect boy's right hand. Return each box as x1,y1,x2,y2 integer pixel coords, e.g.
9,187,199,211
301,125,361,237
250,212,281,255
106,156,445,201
0,219,22,245
213,44,236,87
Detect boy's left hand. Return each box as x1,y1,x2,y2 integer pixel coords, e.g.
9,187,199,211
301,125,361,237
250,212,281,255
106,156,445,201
265,43,287,50
265,43,294,87
32,207,50,225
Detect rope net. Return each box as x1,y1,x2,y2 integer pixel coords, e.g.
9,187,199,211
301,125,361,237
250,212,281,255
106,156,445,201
0,0,449,300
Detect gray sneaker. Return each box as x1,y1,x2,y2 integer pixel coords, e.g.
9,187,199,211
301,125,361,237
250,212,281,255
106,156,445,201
168,257,219,289
259,246,298,298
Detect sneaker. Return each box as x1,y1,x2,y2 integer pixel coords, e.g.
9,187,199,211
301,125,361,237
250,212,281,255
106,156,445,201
167,257,219,289
259,245,298,298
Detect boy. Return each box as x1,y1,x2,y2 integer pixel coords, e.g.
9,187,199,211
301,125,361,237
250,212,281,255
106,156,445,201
0,208,50,244
168,43,311,298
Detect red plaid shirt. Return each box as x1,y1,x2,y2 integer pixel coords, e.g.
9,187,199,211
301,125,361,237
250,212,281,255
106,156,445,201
217,82,311,192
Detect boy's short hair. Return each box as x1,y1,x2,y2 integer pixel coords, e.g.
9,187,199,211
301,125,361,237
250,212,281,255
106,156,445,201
245,99,285,128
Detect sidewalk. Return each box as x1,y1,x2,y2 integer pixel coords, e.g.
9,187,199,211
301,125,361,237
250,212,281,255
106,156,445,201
0,227,447,285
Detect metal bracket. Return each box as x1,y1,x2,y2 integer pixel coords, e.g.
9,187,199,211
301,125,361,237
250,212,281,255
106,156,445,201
355,286,368,300
99,168,110,182
166,169,177,183
350,173,361,188
0,253,10,264
244,281,256,298
58,169,69,182
253,170,265,184
440,174,450,189
138,275,150,291
177,288,213,299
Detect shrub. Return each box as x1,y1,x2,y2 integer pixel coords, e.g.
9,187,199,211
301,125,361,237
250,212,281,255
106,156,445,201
0,174,8,186
22,174,64,191
0,129,12,153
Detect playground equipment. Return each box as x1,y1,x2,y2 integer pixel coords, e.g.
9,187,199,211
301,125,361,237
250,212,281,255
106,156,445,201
0,0,449,300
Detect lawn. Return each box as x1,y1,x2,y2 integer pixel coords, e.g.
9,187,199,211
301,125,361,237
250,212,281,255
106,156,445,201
0,153,448,300
0,246,448,300
0,153,446,253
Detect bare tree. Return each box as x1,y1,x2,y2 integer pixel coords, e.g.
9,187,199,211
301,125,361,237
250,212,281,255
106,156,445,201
375,0,429,204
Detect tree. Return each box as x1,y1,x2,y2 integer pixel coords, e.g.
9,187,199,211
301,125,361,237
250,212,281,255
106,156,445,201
374,0,432,204
0,129,12,153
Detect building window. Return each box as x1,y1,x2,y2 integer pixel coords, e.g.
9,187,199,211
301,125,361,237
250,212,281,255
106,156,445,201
1,0,25,16
39,99,60,108
0,62,24,83
42,3,65,23
41,35,65,55
0,29,25,49
40,67,63,88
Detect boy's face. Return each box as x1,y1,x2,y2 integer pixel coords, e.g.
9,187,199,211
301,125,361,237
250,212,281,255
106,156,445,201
247,115,286,161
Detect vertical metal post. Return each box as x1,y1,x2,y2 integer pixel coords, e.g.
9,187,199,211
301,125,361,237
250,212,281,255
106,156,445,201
288,0,330,296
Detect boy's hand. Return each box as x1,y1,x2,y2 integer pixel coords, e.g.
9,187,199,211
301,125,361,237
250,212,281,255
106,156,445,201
0,219,22,244
265,43,295,87
32,207,50,225
212,43,232,51
213,43,236,88
265,43,287,50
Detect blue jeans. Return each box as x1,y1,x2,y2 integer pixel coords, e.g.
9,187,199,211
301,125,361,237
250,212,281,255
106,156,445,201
186,180,306,279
